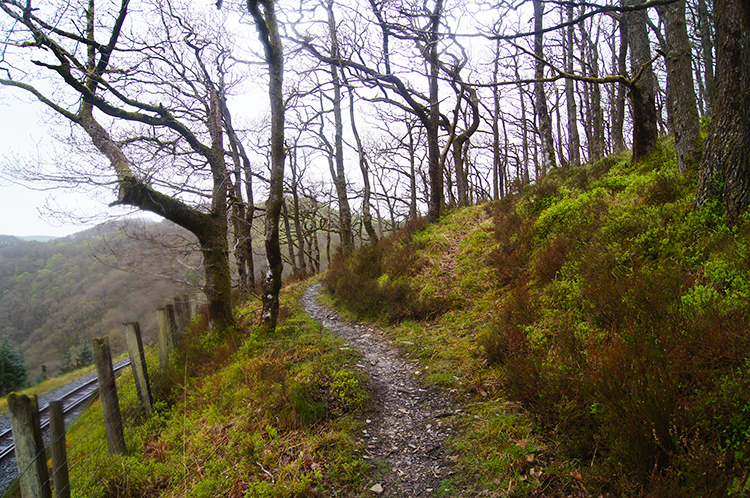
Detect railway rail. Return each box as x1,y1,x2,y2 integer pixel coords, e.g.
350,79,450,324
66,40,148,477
0,359,131,469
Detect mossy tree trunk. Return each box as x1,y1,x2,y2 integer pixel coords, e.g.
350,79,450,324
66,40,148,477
696,0,750,223
249,0,286,332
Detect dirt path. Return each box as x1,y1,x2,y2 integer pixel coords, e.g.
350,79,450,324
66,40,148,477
302,283,462,497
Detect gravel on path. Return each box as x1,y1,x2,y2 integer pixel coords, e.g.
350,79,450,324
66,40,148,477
302,283,465,497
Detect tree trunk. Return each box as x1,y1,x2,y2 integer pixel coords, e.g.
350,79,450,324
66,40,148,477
452,86,480,207
590,40,605,162
326,0,354,255
697,0,715,115
623,0,659,163
282,200,298,274
515,51,531,185
196,220,235,331
566,4,581,167
427,0,444,222
346,81,378,243
408,121,419,219
290,152,308,276
250,0,285,332
696,0,750,223
658,0,701,173
223,95,255,294
534,0,557,175
243,164,256,290
493,39,504,197
612,18,629,154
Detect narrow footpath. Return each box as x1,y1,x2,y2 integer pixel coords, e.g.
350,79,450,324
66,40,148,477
302,283,464,497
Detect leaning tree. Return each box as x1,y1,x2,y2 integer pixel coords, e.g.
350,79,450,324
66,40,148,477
0,0,242,331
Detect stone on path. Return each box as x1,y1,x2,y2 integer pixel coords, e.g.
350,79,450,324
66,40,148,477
369,483,384,494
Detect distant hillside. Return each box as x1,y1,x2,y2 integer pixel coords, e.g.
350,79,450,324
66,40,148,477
0,219,199,378
0,235,59,245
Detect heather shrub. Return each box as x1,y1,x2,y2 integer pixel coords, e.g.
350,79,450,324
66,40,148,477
486,196,534,286
484,145,750,495
323,217,446,321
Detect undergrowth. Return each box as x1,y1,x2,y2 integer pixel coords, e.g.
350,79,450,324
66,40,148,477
64,281,371,497
323,138,750,497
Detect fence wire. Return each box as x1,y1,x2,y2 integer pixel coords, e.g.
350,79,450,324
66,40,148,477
5,296,196,498
5,344,159,498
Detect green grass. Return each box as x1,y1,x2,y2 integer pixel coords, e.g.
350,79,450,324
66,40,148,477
322,135,750,497
62,281,372,498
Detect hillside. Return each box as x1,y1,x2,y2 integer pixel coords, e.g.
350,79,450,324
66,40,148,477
0,219,197,378
58,138,750,497
324,139,750,496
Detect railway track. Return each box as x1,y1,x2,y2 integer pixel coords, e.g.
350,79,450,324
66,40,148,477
0,359,131,466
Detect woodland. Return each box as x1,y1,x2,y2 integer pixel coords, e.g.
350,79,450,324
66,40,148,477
0,221,196,379
0,0,749,495
0,0,747,338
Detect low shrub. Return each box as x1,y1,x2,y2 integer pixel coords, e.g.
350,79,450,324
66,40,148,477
323,217,446,322
482,143,750,495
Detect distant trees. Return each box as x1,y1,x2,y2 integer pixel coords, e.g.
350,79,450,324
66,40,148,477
3,0,750,335
58,343,94,375
77,342,94,367
0,336,28,396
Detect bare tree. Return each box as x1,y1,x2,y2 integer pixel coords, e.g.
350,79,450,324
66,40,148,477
0,0,239,331
248,0,286,332
565,4,582,167
324,0,354,255
534,0,557,174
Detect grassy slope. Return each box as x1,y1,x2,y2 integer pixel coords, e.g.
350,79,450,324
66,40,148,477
63,282,372,498
325,138,750,497
54,137,750,498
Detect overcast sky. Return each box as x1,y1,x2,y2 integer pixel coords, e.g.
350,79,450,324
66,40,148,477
0,94,110,238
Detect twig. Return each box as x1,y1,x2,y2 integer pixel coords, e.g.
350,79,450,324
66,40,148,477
256,462,275,483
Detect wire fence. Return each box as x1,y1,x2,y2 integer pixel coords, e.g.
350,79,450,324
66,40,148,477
2,295,203,498
4,296,191,498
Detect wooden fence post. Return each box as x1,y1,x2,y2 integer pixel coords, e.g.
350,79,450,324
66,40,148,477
173,295,185,331
123,322,153,415
7,393,51,498
92,337,126,455
182,294,193,324
49,400,70,498
157,307,174,371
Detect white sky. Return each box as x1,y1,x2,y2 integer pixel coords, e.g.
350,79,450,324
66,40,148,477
0,97,108,238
